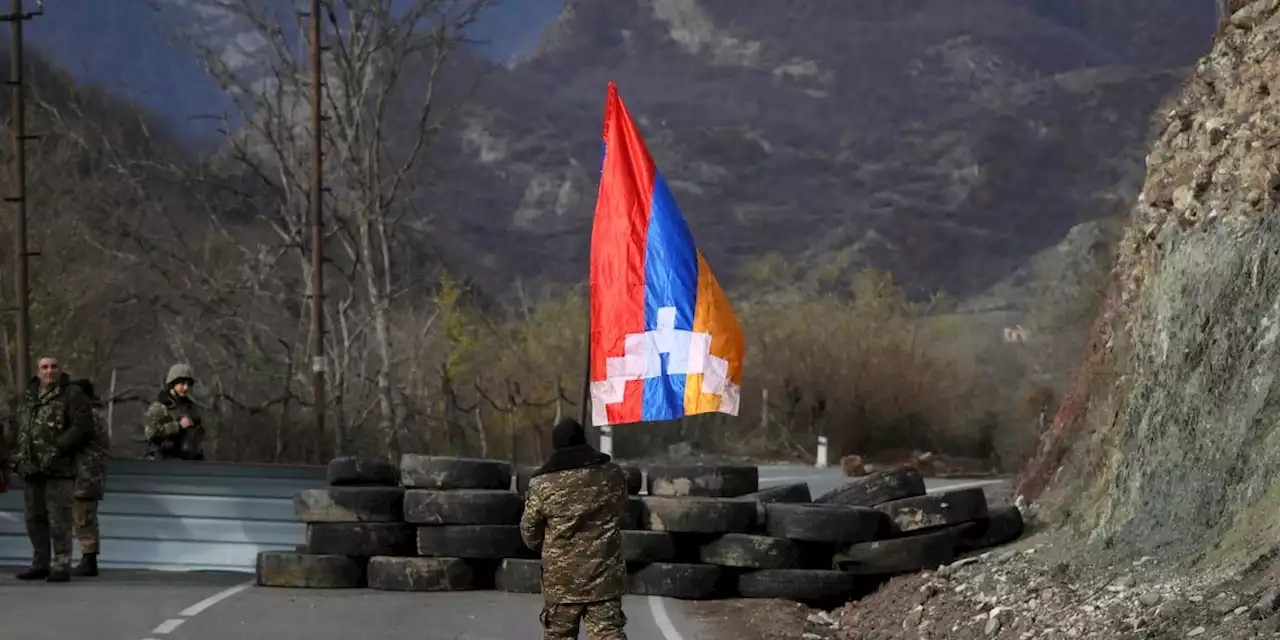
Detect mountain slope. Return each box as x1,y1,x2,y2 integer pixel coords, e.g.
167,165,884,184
15,0,1219,297
421,0,1215,296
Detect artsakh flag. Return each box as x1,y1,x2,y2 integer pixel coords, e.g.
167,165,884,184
588,82,745,427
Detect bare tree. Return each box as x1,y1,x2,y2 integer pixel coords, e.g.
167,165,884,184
10,54,349,460
156,0,491,456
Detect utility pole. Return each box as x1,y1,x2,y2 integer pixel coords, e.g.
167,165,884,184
3,0,42,394
308,0,328,451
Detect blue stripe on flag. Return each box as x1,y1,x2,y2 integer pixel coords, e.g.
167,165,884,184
641,171,698,421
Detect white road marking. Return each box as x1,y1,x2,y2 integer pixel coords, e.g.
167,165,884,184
648,595,687,640
140,580,253,640
151,619,185,634
927,479,1005,493
179,581,254,617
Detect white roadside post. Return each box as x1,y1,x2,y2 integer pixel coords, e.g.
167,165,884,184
816,435,829,468
600,425,614,457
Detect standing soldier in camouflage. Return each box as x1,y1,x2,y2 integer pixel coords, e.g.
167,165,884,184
69,378,110,577
144,364,205,461
520,418,630,640
8,356,96,582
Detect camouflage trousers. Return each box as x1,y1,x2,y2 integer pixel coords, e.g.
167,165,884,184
22,476,75,572
539,598,627,640
73,498,100,555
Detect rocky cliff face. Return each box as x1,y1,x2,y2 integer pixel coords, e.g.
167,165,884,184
1019,0,1280,571
426,0,1215,297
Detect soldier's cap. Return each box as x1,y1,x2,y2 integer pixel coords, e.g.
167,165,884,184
551,418,587,450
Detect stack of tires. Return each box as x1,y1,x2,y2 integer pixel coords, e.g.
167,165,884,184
499,463,878,604
257,454,641,593
500,464,1023,604
257,457,1024,605
622,464,883,604
818,468,1024,582
257,455,410,589
365,454,529,591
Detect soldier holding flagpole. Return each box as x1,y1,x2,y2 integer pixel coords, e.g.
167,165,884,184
525,81,745,639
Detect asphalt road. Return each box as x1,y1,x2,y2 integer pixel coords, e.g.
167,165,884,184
0,465,1009,640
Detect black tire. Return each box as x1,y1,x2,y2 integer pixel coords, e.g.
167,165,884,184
623,530,677,562
306,523,416,557
957,505,1024,553
764,503,886,545
833,524,972,575
366,556,474,592
735,569,857,601
814,467,926,507
327,456,399,487
623,497,644,530
403,489,523,525
646,464,759,498
741,482,812,504
877,487,989,533
416,525,534,559
699,533,800,569
739,482,813,524
399,455,513,490
256,551,365,588
496,558,542,593
294,487,405,523
639,497,757,534
628,562,722,599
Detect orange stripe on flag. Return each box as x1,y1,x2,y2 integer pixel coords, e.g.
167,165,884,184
683,250,745,415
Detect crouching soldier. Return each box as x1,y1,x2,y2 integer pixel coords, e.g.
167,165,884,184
144,364,205,461
69,378,109,577
520,418,629,640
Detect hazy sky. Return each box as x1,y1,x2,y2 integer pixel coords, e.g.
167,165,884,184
13,0,566,140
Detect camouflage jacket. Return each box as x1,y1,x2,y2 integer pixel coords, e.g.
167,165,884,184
520,463,629,603
10,376,96,479
144,390,204,460
73,407,111,499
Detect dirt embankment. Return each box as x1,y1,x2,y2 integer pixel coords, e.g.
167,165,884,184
690,524,1280,640
1016,0,1280,573
835,530,1280,639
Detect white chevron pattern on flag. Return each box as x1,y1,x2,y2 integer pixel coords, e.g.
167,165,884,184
591,306,741,426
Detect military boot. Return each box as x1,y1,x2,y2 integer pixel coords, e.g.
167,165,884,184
15,566,49,580
46,567,70,582
75,553,98,577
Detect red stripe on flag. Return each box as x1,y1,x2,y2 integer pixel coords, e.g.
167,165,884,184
590,82,656,425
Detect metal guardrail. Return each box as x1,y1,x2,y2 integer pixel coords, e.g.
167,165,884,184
0,460,326,573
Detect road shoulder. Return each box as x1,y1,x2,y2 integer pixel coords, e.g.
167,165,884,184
678,597,822,639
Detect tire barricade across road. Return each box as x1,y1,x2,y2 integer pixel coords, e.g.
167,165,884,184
257,456,1025,604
